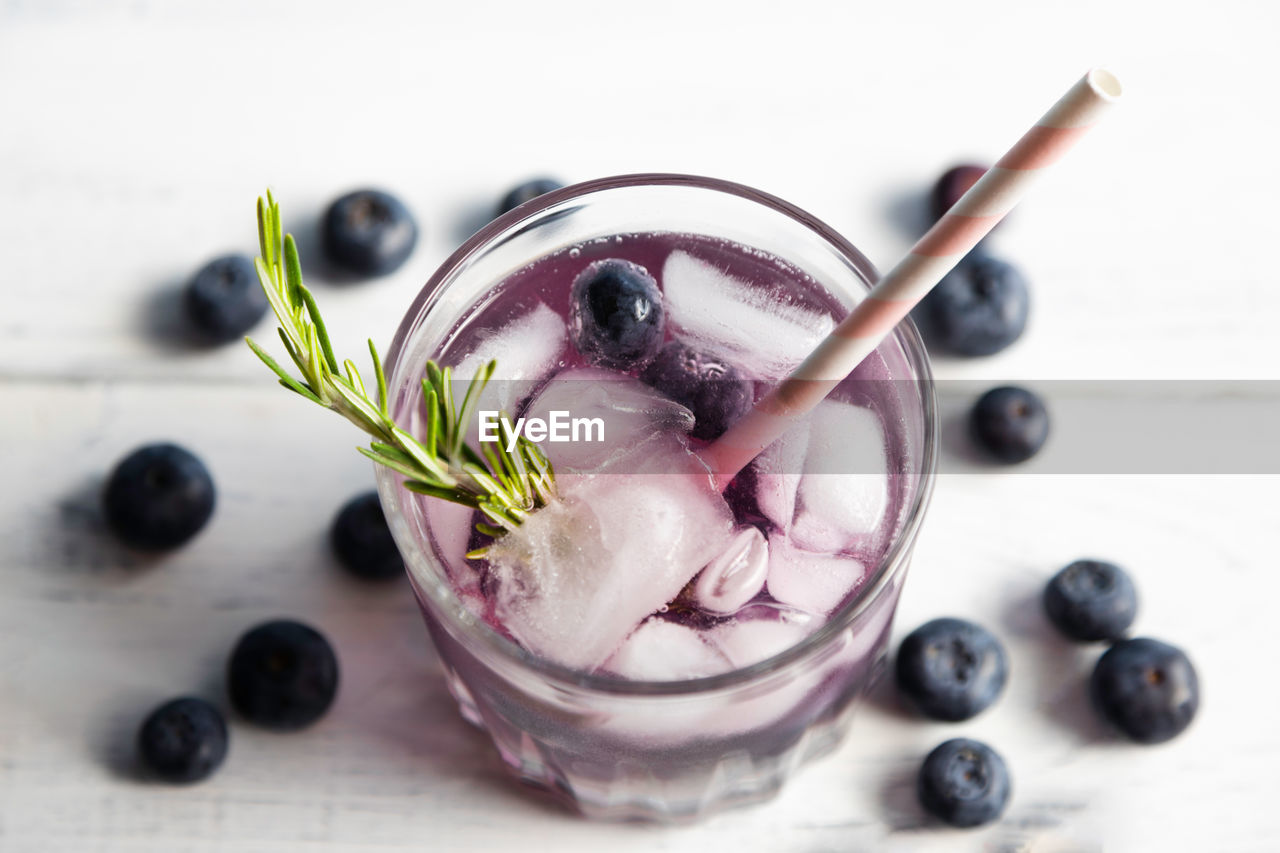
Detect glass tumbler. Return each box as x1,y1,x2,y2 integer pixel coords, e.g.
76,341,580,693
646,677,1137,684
376,174,937,822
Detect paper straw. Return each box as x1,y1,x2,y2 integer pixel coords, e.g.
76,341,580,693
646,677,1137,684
704,68,1123,490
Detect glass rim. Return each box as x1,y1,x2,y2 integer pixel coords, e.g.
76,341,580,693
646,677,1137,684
378,172,939,696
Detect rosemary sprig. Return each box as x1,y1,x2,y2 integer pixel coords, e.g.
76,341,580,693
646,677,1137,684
245,190,556,551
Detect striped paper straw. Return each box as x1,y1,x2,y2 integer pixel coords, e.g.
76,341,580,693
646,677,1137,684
704,68,1123,490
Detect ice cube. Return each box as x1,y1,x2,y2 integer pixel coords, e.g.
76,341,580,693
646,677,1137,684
605,617,732,680
766,535,867,615
453,302,566,442
424,498,481,592
520,367,694,475
693,526,769,614
712,605,814,668
753,416,810,532
662,250,835,380
790,400,888,552
752,399,889,552
485,462,736,670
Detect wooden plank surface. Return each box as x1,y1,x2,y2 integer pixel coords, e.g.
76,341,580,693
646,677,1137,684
2,1,1277,850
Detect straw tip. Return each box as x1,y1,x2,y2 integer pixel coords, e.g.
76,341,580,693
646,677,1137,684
1086,67,1123,102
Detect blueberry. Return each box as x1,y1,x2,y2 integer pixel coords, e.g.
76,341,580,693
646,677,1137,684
895,617,1008,721
331,491,404,580
228,619,339,730
930,164,989,221
136,697,228,784
916,254,1029,356
1091,637,1199,744
322,189,418,276
969,386,1050,464
1044,559,1138,642
103,443,216,551
917,738,1011,828
496,178,563,217
639,342,753,440
184,254,267,342
568,258,665,369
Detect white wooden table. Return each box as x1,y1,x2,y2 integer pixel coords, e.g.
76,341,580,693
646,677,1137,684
3,2,1277,850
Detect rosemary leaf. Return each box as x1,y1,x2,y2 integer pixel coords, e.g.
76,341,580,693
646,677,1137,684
356,445,425,482
402,480,478,505
370,339,389,414
453,359,495,459
424,384,441,457
477,502,514,530
481,442,515,497
276,378,323,405
343,359,367,398
298,282,339,373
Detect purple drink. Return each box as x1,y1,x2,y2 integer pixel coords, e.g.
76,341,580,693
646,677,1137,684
378,175,936,820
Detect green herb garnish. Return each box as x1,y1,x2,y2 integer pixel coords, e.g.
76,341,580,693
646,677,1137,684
245,190,556,552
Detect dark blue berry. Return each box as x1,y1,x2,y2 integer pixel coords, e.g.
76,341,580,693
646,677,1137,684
137,697,228,783
1044,559,1138,642
640,342,753,440
103,443,216,551
568,258,665,369
917,738,1011,828
331,491,403,580
930,164,989,222
1091,637,1199,744
184,254,267,342
228,620,339,730
496,178,563,217
322,189,418,276
917,254,1029,355
895,617,1008,721
969,386,1050,464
